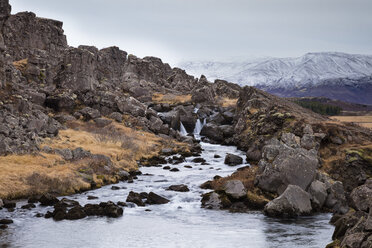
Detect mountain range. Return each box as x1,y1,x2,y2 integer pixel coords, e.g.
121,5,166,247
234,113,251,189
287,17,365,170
179,52,372,105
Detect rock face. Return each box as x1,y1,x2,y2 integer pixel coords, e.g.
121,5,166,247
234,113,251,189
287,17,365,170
264,185,312,217
0,0,11,19
256,138,319,195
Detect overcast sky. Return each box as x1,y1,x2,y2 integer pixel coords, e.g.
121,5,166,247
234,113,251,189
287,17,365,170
11,0,372,66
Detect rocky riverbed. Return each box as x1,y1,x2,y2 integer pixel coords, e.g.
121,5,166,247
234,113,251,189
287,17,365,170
0,142,334,247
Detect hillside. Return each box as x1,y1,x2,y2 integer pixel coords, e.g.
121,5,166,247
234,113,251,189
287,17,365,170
180,52,372,105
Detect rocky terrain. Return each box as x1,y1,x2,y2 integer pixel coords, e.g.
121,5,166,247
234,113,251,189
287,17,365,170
1,0,372,247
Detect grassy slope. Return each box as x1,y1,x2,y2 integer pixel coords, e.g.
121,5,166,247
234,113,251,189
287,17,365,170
0,120,187,199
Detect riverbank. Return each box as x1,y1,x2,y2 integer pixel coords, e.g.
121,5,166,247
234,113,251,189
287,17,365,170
0,119,190,200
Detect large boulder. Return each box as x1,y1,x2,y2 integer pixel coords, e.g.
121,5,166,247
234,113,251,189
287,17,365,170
200,123,223,143
116,97,146,117
223,180,247,199
350,179,372,212
308,180,327,209
324,181,349,214
224,154,243,166
256,138,319,195
264,185,312,217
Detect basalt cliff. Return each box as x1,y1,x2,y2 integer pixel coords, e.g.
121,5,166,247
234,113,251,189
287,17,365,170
1,1,372,247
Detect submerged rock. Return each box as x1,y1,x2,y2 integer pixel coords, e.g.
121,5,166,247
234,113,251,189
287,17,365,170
167,184,190,192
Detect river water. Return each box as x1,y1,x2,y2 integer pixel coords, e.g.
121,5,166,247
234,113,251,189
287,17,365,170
0,142,333,248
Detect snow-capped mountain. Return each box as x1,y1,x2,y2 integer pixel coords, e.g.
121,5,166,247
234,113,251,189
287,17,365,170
179,52,372,105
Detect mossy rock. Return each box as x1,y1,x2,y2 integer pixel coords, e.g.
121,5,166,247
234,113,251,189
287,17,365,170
244,190,270,210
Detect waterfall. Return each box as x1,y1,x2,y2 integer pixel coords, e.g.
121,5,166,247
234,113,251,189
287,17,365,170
193,107,199,113
193,118,206,140
180,122,188,136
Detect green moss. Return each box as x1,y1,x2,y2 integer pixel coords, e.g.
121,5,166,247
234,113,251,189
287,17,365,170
219,193,232,209
39,71,46,81
96,175,105,180
346,148,372,164
325,239,340,248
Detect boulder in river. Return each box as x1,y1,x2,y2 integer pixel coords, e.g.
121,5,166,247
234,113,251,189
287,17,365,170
2,200,16,209
146,192,170,205
21,203,36,210
224,154,243,166
39,194,59,206
0,219,13,225
66,206,87,220
102,201,124,218
264,185,312,217
223,180,247,199
167,184,190,192
201,192,231,210
126,191,145,207
201,192,222,209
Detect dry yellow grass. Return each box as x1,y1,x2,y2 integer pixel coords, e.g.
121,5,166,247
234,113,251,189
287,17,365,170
0,153,91,199
330,115,372,129
216,97,238,107
0,120,186,199
12,58,28,72
152,93,192,104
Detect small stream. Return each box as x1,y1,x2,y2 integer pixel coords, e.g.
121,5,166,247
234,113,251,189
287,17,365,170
0,142,334,248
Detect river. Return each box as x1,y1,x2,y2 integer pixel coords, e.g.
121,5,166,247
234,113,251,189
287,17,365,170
0,142,334,248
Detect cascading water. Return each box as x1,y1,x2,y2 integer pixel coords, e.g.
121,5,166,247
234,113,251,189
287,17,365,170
193,119,206,140
180,122,188,136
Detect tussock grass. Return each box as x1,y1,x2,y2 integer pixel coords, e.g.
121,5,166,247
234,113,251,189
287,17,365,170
12,58,28,72
0,120,185,199
211,166,258,191
216,97,238,107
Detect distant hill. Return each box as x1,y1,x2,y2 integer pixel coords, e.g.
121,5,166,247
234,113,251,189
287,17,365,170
179,52,372,105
